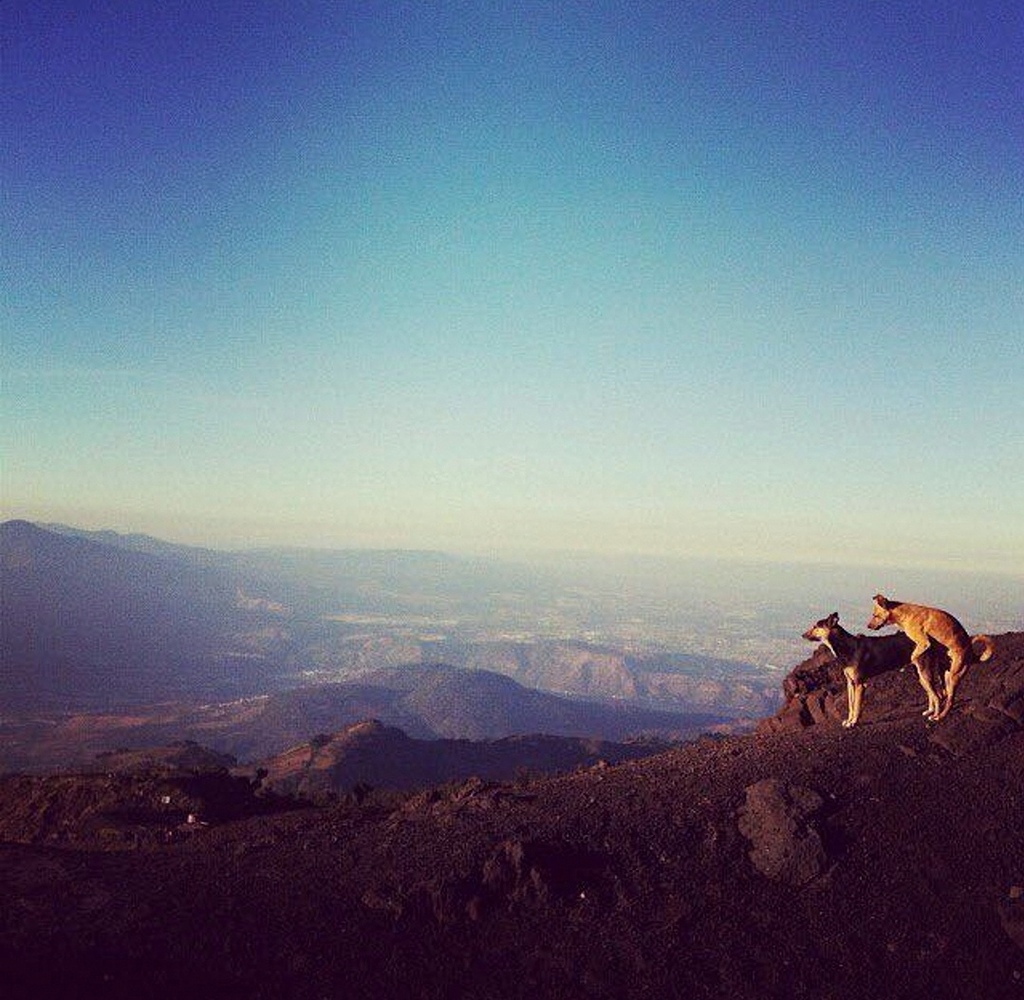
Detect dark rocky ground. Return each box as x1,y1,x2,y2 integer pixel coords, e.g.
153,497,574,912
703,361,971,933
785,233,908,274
1,634,1022,999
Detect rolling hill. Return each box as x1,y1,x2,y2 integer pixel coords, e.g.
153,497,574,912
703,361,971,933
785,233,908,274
0,664,728,773
254,719,674,797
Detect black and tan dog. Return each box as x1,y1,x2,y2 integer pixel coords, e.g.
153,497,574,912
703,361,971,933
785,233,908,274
867,595,994,721
802,612,926,727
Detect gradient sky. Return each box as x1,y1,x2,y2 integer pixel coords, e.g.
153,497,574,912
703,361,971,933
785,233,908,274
3,2,1022,572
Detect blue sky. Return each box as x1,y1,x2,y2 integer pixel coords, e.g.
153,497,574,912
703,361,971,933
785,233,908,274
3,1,1022,572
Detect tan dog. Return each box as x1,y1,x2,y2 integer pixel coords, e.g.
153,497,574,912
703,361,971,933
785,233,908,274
867,595,994,721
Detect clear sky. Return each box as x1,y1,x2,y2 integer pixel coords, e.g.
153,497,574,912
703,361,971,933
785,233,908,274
3,2,1022,573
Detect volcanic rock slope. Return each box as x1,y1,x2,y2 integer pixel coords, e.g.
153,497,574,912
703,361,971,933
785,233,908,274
1,635,1023,1000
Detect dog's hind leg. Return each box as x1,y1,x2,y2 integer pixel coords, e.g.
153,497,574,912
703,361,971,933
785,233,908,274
934,646,967,721
913,660,942,721
908,640,941,720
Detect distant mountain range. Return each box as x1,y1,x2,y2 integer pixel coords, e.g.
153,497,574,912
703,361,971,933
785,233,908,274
2,519,775,711
1,519,479,711
1,520,775,778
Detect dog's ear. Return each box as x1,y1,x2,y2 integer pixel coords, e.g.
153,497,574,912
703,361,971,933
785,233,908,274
827,612,839,626
872,593,889,607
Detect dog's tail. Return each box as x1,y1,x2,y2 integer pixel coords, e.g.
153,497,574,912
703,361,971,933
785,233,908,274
971,634,995,663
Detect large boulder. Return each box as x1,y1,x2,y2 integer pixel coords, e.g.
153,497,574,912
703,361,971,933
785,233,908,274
736,778,827,885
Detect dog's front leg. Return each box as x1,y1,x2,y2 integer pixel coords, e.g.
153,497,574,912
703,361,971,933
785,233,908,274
843,670,860,727
851,681,864,726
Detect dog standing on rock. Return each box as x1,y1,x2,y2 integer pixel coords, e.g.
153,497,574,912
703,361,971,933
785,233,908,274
802,612,922,727
867,595,994,721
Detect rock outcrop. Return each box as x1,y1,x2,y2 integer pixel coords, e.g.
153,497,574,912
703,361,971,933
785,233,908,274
762,632,1024,757
736,778,827,885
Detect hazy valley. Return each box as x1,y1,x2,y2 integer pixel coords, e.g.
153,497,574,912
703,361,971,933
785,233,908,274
0,519,778,772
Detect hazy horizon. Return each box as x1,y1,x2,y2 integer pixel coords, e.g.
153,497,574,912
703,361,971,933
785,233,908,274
4,516,1021,672
8,515,1022,609
6,509,1024,580
4,3,1022,575
4,510,1024,593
